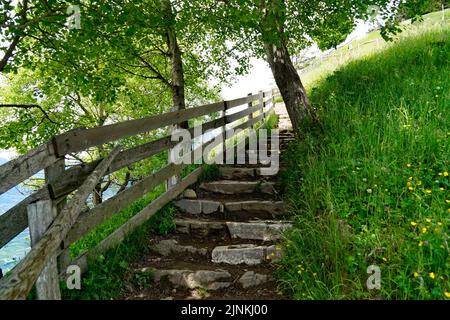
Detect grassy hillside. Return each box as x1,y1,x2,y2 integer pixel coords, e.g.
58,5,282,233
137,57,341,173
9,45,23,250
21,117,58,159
278,26,449,299
300,9,450,89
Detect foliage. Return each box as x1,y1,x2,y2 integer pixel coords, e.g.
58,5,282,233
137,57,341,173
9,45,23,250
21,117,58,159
278,28,450,300
63,197,177,300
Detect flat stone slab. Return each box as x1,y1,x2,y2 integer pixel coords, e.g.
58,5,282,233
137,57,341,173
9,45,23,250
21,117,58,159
238,271,269,289
224,201,285,216
175,199,223,214
183,189,197,199
154,240,208,256
175,219,226,237
152,269,232,290
226,221,292,241
200,181,275,195
219,167,256,180
211,244,274,265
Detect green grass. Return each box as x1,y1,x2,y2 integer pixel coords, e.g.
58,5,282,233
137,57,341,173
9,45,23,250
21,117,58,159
300,9,450,89
278,28,449,300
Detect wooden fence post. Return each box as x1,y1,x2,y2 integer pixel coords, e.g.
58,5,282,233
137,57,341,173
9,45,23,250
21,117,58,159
45,158,71,272
222,101,228,163
27,200,61,300
247,93,253,128
259,90,264,123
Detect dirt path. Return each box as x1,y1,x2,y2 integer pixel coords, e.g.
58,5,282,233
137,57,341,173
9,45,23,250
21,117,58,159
122,108,293,300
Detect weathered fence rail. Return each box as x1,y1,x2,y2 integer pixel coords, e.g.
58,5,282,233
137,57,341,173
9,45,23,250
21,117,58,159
0,88,280,300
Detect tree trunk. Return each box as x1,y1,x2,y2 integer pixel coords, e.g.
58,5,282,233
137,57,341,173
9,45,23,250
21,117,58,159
161,0,188,189
261,0,317,134
264,40,314,133
161,0,189,130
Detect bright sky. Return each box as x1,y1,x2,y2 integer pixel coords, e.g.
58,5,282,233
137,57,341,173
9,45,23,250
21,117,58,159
220,20,372,100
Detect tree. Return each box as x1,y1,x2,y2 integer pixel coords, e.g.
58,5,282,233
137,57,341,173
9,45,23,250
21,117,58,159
190,0,441,134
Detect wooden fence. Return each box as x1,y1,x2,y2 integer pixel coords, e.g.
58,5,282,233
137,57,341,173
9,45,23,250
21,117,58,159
0,89,280,300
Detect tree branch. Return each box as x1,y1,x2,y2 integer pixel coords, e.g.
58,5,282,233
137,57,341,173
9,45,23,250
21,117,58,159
0,104,60,124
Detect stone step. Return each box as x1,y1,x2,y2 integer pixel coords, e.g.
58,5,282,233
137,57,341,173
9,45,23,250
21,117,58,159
137,267,271,291
174,219,291,241
174,199,223,215
175,219,227,237
174,199,285,216
211,244,282,265
153,239,208,257
226,221,292,241
200,181,276,195
224,200,285,216
143,268,233,291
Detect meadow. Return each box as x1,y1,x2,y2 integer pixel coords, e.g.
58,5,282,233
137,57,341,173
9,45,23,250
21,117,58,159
278,19,449,299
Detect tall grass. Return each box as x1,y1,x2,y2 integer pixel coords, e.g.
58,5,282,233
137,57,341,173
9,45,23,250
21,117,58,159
278,29,449,300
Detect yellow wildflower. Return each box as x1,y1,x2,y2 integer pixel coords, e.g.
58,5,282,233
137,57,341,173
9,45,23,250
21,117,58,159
440,187,445,192
408,176,413,181
410,221,417,226
425,189,432,194
429,272,435,280
408,187,414,191
425,218,432,223
413,272,419,278
422,227,428,233
445,292,450,298
438,222,442,226
444,172,449,177
407,164,411,168
445,199,450,204
418,241,424,247
382,257,387,262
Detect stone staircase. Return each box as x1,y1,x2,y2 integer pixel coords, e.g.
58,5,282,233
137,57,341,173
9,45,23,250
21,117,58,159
125,130,295,300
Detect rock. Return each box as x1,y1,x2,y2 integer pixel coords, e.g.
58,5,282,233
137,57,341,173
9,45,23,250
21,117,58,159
153,269,232,290
183,189,197,199
238,271,269,289
154,239,208,256
219,167,255,179
201,200,223,214
211,244,270,265
175,199,202,214
226,221,292,241
174,199,222,214
200,181,275,195
175,219,227,237
224,201,285,216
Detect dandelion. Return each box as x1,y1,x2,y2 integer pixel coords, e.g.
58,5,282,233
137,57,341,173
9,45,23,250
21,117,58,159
410,221,417,226
418,241,424,247
438,222,442,226
408,176,413,181
429,272,435,280
425,189,432,194
422,227,428,234
408,187,414,191
447,208,450,213
445,292,450,298
444,172,449,177
440,187,445,192
425,218,431,223
407,163,412,168
445,199,450,204
413,272,419,278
